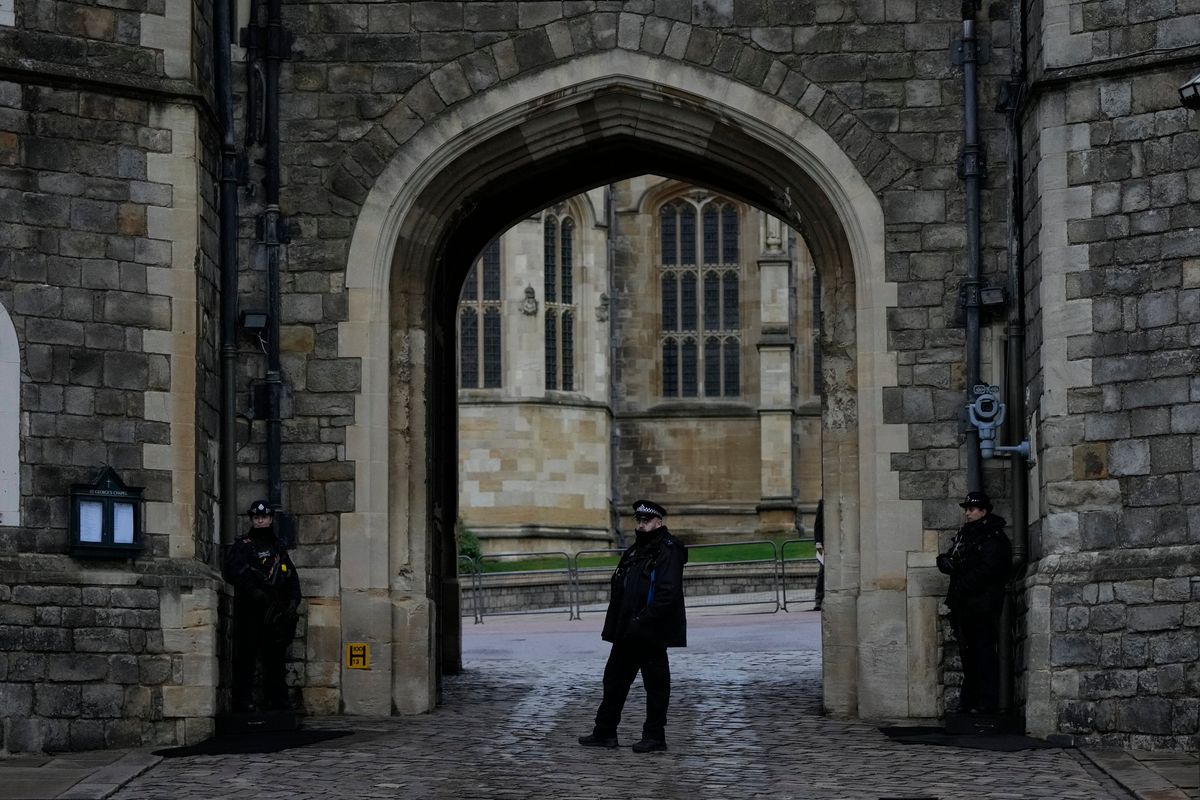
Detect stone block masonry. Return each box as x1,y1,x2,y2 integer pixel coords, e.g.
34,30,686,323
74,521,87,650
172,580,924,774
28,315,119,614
0,566,222,752
0,0,1196,752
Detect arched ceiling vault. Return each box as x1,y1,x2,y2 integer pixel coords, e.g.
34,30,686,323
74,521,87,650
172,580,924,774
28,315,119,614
387,83,853,317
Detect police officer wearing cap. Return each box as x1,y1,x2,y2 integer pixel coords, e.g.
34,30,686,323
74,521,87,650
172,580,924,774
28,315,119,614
579,499,688,753
223,501,302,712
936,491,1012,715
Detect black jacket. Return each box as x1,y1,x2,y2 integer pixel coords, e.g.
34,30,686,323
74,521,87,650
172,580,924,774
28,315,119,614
937,513,1011,613
224,526,301,613
813,499,824,546
601,527,688,647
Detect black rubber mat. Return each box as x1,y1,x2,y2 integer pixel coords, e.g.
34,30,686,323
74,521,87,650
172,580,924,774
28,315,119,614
879,725,1061,752
153,729,353,757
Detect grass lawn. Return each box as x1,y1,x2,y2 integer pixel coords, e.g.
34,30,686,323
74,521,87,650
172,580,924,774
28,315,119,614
462,538,818,574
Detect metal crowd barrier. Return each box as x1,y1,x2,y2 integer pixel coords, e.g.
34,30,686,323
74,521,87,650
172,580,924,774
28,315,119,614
457,555,483,624
572,548,625,617
682,540,781,613
778,538,818,611
474,550,575,622
459,539,821,620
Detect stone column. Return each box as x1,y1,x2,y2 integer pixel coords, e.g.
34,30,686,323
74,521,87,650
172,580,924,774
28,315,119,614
756,213,796,536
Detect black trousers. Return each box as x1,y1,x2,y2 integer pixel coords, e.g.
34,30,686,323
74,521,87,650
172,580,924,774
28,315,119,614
950,605,1001,712
593,639,671,741
232,602,294,709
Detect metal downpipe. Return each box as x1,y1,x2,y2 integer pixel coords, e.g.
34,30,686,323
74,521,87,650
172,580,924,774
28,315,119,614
961,3,984,493
998,0,1031,718
263,0,284,511
214,0,239,547
606,184,622,546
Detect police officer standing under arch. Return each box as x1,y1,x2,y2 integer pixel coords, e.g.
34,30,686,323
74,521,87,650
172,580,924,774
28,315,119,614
579,499,688,753
937,491,1012,715
224,501,301,712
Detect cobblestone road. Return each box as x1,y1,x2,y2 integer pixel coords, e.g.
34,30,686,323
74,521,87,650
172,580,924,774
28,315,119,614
112,613,1133,800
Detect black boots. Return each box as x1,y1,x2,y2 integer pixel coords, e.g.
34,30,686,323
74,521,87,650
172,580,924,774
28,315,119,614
631,738,667,753
579,732,668,752
578,733,619,748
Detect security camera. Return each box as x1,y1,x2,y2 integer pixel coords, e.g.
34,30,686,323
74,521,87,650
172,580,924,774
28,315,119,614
968,385,1006,437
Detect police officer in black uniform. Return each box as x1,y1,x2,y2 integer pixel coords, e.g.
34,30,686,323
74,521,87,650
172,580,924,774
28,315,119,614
224,501,301,712
579,499,688,753
937,491,1011,714
812,498,825,611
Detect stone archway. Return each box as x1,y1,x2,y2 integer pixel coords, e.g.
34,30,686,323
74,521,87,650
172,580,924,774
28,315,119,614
337,52,922,720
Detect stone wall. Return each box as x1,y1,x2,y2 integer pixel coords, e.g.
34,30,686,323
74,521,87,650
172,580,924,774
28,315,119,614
0,0,1196,751
1018,0,1200,751
0,0,230,752
459,402,611,535
0,565,221,751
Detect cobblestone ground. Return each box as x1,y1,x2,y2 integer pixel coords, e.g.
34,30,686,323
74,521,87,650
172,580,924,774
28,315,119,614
113,616,1132,800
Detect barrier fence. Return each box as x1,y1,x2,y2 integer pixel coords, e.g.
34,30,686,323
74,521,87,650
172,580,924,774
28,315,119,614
458,539,819,623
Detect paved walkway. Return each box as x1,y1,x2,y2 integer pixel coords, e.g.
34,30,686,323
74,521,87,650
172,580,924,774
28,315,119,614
2,610,1196,799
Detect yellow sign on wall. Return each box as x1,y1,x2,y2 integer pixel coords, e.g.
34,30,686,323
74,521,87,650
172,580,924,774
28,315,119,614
346,642,370,669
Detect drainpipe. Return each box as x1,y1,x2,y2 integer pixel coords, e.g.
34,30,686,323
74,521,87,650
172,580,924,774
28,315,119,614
606,184,623,547
214,0,238,547
960,0,984,493
262,0,286,512
998,0,1031,716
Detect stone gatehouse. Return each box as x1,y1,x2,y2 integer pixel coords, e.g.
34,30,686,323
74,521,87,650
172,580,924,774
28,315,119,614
0,1,1196,753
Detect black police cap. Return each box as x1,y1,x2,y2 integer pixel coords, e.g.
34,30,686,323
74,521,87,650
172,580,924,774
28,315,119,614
632,499,666,519
247,500,274,517
959,491,993,511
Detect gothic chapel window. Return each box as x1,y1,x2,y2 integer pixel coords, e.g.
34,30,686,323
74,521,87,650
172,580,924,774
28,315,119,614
544,213,575,391
659,196,741,398
459,239,502,389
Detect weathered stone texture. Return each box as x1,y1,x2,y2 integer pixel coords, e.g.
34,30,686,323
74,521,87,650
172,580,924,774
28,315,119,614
0,0,1196,753
0,574,229,752
0,81,189,555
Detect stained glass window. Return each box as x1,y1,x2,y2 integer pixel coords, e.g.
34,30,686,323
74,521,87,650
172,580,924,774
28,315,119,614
681,272,697,330
561,311,574,392
663,338,678,397
561,219,574,305
545,312,558,391
703,205,719,263
483,308,501,388
458,239,502,389
661,207,677,266
681,338,697,397
680,206,695,265
460,308,478,388
662,274,677,332
544,212,576,391
543,218,556,303
658,196,743,398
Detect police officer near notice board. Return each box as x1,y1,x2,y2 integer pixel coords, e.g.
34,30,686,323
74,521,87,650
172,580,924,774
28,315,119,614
936,491,1012,715
579,499,688,753
224,500,301,712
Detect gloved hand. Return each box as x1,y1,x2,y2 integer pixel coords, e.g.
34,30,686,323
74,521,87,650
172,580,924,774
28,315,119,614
936,553,954,574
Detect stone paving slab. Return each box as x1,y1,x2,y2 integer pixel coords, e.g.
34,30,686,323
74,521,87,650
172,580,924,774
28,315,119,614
110,612,1139,800
3,612,1193,799
1082,749,1200,800
0,749,162,800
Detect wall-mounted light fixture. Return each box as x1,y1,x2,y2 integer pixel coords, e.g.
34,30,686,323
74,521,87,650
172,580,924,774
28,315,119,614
1180,72,1200,110
69,467,144,558
239,309,269,333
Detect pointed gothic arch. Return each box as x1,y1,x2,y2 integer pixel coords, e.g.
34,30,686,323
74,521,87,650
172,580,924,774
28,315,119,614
337,52,922,721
